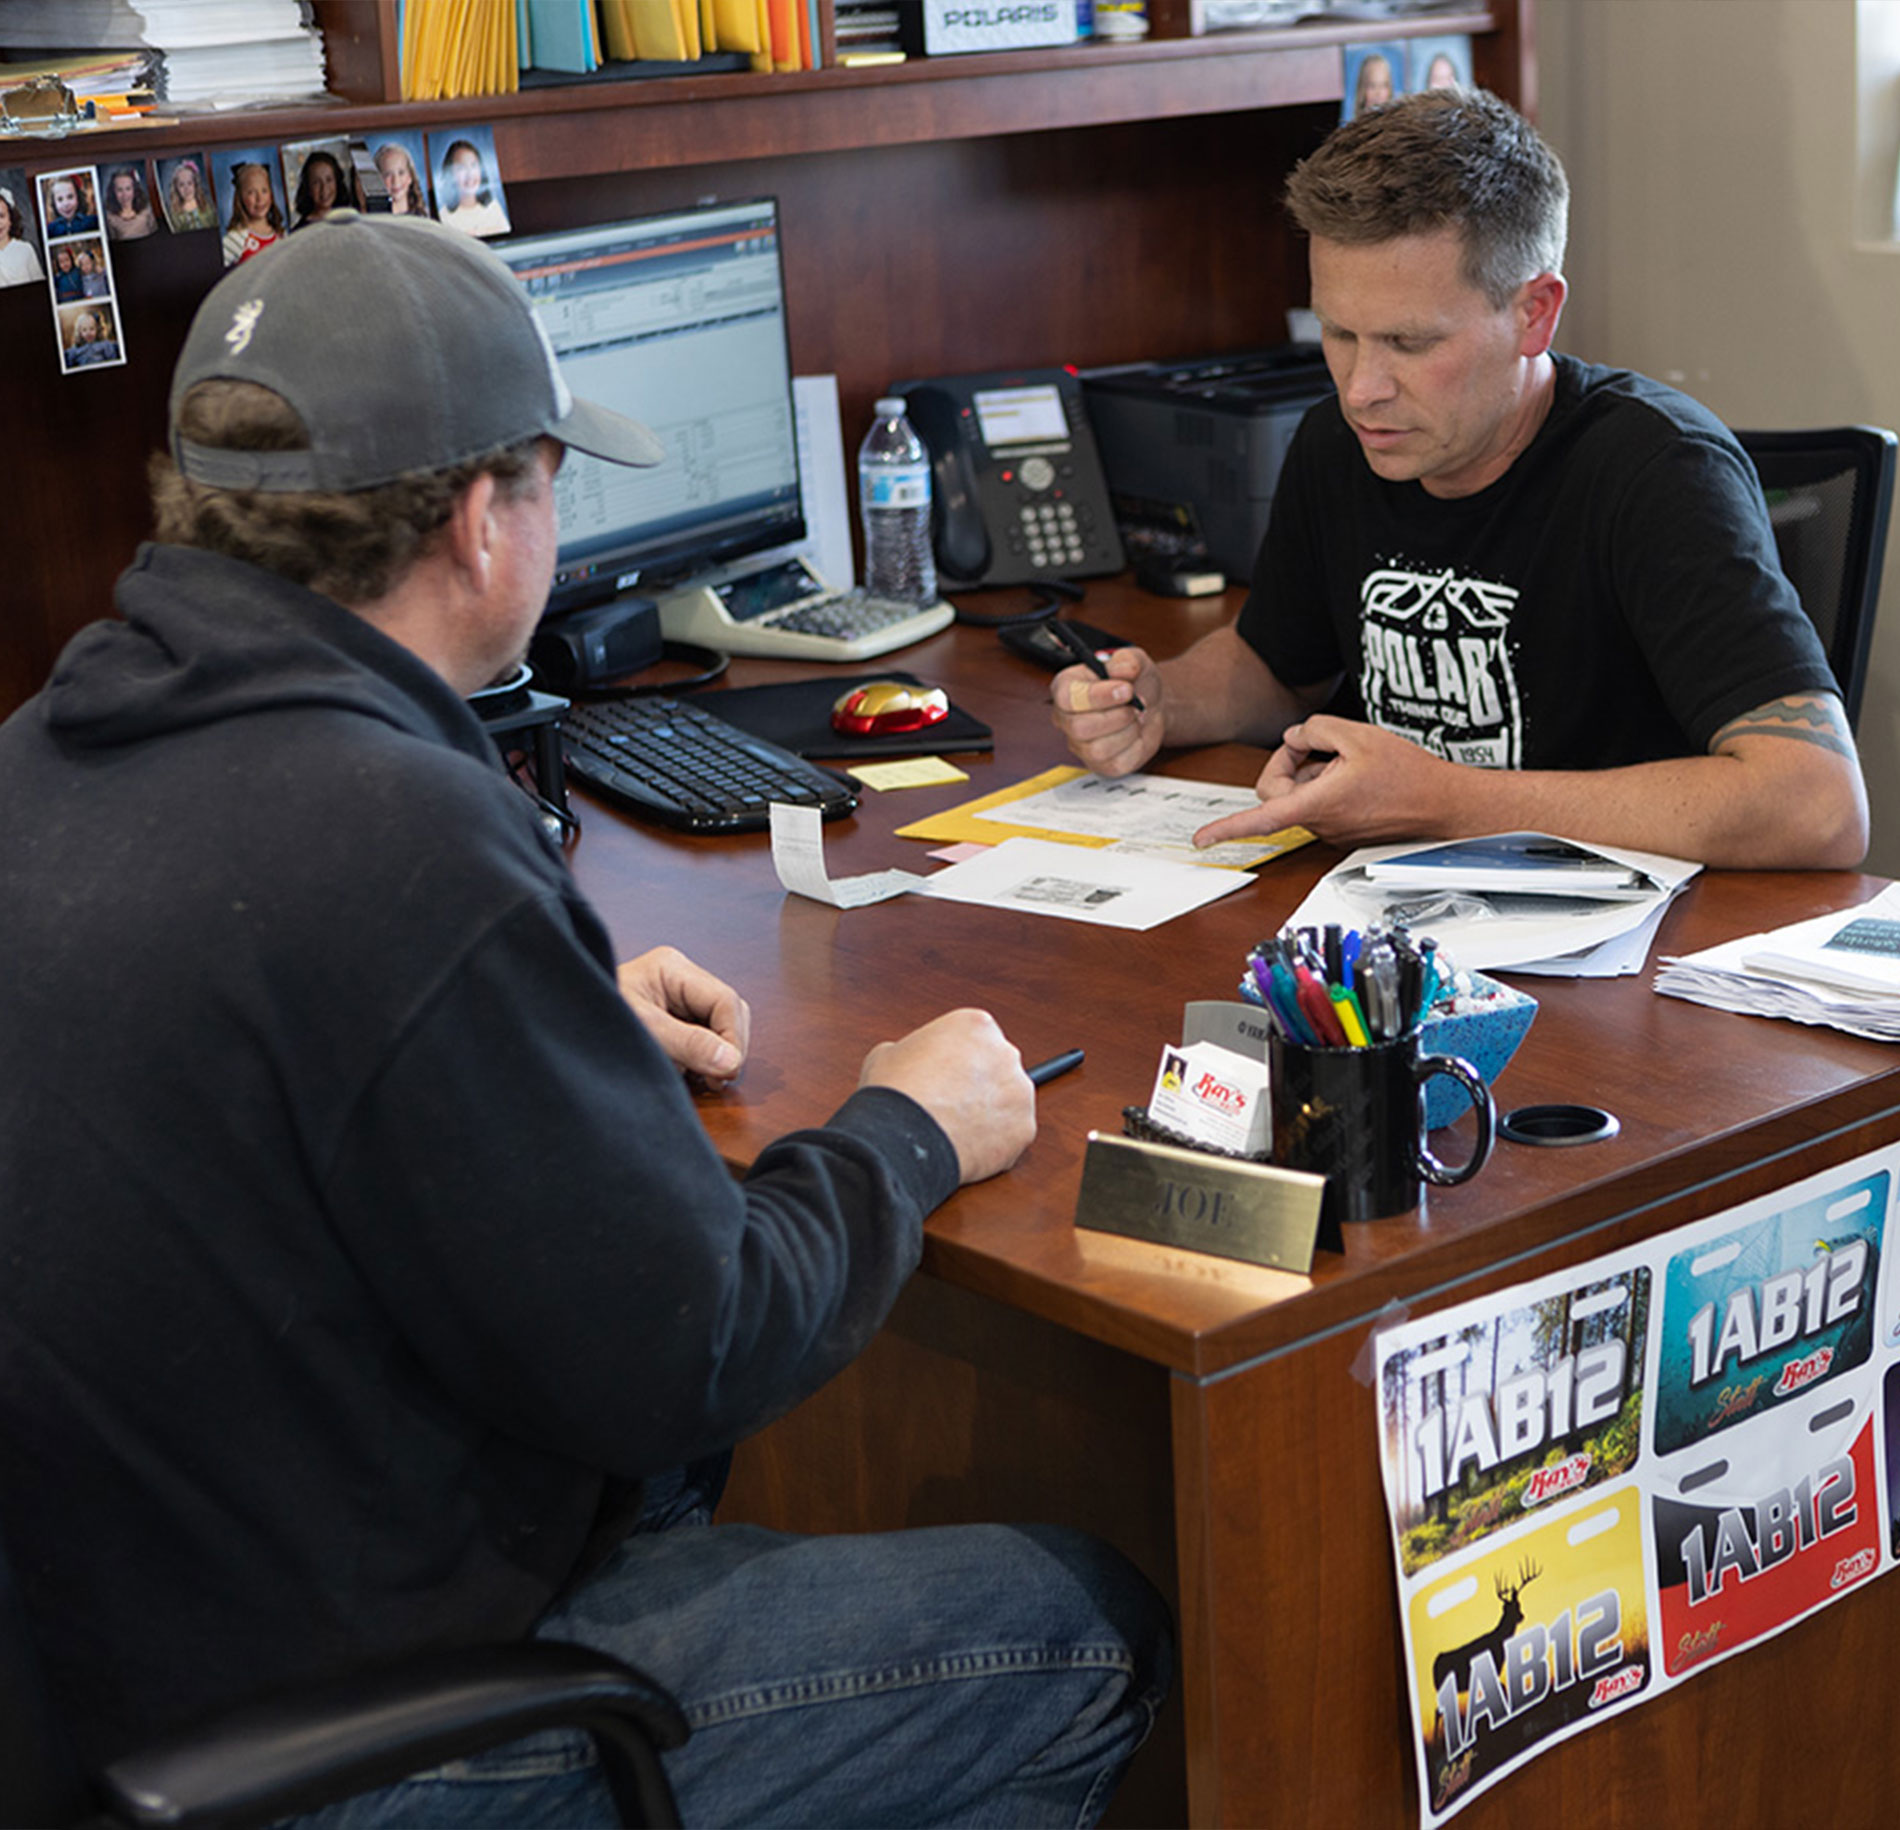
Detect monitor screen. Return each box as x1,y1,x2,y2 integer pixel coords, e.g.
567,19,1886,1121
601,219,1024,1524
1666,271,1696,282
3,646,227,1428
496,197,804,615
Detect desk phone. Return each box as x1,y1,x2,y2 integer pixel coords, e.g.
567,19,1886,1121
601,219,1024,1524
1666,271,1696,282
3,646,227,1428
657,558,955,663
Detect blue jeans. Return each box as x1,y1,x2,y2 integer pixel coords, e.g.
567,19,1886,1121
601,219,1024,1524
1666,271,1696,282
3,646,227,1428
298,1468,1173,1828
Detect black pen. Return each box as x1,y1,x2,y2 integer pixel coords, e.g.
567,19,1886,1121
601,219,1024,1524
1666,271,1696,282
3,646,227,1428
1048,620,1145,713
1027,1047,1085,1087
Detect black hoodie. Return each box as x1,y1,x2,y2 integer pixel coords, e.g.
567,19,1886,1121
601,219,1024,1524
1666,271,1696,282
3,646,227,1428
0,544,955,1765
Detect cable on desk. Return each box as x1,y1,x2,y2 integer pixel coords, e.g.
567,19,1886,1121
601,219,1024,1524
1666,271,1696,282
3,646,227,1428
951,578,1085,629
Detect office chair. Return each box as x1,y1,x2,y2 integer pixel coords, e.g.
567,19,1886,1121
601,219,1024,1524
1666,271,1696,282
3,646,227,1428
1735,424,1897,731
0,1526,688,1830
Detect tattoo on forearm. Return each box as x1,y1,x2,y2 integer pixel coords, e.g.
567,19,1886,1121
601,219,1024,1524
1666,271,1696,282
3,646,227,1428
1713,696,1855,759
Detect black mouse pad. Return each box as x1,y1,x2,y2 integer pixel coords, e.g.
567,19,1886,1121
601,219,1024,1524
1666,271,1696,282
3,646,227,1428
697,673,993,760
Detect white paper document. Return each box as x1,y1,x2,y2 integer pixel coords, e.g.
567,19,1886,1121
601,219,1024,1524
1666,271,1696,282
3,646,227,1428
769,803,922,909
972,771,1296,869
788,376,855,593
1286,836,1701,975
918,836,1253,931
1654,881,1900,1040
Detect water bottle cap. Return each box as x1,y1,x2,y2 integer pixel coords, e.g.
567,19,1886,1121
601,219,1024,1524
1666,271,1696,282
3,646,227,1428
875,395,907,416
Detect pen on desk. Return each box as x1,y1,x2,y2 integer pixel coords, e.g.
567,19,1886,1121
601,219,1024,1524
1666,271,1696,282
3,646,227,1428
1047,619,1146,713
1027,1048,1086,1087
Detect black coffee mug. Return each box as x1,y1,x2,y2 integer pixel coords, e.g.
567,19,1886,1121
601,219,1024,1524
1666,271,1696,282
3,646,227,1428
1269,1031,1494,1228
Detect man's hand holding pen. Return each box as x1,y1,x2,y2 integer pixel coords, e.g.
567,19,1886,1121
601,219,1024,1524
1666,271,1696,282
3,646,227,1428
1050,640,1165,780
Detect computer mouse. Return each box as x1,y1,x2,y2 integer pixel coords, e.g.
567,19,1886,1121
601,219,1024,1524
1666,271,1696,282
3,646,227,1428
830,679,952,738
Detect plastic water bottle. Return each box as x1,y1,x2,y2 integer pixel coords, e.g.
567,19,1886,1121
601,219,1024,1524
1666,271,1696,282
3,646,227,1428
858,396,937,605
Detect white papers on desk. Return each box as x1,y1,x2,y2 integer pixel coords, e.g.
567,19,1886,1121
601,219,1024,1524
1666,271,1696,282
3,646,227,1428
971,771,1295,870
919,837,1252,931
1653,882,1900,1040
1286,836,1701,975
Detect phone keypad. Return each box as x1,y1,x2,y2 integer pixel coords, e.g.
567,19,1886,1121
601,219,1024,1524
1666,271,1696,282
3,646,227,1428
1014,500,1089,571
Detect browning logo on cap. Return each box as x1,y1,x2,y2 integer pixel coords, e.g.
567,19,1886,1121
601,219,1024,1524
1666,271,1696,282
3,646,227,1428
225,298,263,355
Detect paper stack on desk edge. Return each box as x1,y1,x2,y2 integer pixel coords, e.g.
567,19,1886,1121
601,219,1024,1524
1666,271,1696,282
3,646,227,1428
1654,881,1900,1041
1286,833,1701,976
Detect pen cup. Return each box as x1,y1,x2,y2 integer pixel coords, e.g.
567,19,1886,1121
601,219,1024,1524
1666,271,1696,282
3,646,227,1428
1268,1031,1494,1228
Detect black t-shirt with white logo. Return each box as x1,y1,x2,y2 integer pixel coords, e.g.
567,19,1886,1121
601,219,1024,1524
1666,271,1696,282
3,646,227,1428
1237,353,1836,769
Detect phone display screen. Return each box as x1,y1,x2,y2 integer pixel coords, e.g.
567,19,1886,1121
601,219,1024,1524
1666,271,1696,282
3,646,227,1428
972,384,1069,448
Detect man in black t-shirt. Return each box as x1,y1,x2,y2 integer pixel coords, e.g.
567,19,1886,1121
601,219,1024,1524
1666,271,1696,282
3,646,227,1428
1052,88,1867,870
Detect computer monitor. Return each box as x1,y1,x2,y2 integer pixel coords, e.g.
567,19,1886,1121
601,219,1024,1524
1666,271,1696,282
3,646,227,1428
495,197,803,618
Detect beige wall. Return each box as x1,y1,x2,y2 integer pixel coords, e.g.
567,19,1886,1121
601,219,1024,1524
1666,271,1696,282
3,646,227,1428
1539,0,1900,873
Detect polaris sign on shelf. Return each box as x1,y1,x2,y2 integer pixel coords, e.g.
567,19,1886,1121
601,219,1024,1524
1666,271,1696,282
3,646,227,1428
921,0,1084,52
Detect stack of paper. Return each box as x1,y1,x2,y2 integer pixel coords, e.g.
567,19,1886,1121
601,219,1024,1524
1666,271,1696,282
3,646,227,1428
1286,832,1702,977
0,0,327,106
1654,882,1900,1041
0,46,160,108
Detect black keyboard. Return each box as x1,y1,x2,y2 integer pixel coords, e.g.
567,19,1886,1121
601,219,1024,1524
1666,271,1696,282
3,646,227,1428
559,694,859,834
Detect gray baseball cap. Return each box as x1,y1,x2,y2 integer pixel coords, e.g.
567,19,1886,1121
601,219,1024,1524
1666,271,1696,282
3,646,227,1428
170,209,664,491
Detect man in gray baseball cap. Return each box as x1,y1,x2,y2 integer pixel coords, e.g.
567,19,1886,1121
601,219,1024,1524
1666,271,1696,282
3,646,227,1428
0,213,1169,1822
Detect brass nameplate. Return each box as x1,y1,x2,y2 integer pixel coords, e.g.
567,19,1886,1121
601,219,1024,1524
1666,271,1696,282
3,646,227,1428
1074,1131,1328,1274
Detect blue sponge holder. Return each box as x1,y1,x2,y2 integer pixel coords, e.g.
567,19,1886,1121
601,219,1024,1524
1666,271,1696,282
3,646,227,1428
1418,974,1538,1128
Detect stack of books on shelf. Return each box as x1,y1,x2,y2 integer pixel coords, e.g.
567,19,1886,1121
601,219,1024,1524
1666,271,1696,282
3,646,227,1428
594,0,816,71
0,0,325,109
420,0,820,88
834,1,922,63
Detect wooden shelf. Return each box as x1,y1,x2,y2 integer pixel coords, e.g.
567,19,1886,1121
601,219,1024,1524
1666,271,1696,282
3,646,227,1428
5,7,1517,176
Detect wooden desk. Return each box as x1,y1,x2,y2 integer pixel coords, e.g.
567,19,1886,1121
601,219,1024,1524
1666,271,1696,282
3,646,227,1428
564,582,1900,1827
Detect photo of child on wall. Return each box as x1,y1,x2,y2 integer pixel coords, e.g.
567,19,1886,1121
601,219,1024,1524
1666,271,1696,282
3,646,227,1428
282,136,356,231
1342,42,1407,121
365,129,431,217
102,162,161,240
217,148,287,266
38,168,100,239
428,125,511,238
1409,34,1472,92
58,299,124,372
157,152,221,234
0,167,45,288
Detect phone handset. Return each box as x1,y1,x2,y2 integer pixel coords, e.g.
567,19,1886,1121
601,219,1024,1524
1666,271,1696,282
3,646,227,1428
903,385,991,584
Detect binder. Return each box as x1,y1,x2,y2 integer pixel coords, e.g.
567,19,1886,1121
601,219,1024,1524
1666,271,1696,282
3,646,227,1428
524,0,597,72
766,0,798,67
630,0,689,57
713,0,761,50
599,0,639,60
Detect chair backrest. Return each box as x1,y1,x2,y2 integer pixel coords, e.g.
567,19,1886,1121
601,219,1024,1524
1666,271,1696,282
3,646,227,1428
1735,424,1897,731
0,1530,89,1829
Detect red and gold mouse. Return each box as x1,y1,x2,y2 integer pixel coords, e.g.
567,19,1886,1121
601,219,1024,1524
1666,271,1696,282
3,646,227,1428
830,679,951,738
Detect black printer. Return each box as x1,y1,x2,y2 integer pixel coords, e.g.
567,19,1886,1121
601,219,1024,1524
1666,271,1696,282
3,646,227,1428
1080,346,1335,583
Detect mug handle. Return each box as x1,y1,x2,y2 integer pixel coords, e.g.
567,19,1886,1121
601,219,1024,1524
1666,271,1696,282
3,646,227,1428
1412,1052,1495,1187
